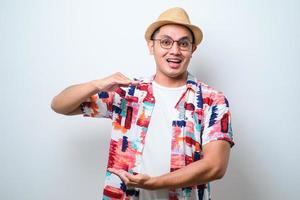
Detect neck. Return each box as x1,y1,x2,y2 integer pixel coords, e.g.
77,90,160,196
153,71,188,87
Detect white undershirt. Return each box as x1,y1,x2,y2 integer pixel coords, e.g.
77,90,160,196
139,81,186,200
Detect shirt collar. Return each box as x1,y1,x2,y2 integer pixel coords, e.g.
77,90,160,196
142,71,198,92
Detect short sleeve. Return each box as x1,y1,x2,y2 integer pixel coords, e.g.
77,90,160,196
202,92,234,147
80,91,114,119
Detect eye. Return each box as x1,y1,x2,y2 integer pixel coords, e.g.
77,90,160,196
179,39,190,47
160,38,172,46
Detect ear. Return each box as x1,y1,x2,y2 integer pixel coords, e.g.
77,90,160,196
147,40,154,55
191,45,197,54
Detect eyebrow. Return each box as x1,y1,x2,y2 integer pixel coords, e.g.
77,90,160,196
160,35,192,41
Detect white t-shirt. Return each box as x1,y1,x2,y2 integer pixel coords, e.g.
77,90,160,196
139,81,186,200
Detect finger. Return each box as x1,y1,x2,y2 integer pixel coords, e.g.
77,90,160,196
125,173,138,181
119,78,139,85
126,173,147,184
117,72,132,81
116,80,139,88
120,171,138,184
119,173,130,184
107,167,117,173
108,168,130,184
107,168,124,176
114,73,132,84
115,73,139,86
114,77,133,86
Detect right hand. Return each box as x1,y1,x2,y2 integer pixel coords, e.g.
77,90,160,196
91,72,139,92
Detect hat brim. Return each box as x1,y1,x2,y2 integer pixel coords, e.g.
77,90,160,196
145,20,203,46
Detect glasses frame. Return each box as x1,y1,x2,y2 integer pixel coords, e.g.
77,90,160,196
151,37,194,51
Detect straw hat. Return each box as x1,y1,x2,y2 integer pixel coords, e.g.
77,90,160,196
145,7,203,46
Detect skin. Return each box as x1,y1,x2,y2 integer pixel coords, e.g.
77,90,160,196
108,140,230,190
108,25,231,190
148,24,197,87
51,24,231,191
51,72,138,115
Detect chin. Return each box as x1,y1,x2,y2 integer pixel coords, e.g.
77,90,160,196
164,69,187,79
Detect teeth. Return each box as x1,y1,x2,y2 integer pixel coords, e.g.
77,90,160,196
167,58,182,63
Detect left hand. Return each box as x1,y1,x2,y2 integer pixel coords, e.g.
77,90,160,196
107,168,155,190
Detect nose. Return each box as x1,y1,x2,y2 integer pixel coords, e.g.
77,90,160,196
169,41,181,55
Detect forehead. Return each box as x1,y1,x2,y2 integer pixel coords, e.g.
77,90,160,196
156,24,193,40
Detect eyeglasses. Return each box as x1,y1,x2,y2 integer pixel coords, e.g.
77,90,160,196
152,37,193,51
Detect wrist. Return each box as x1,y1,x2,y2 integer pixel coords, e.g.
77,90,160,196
147,176,161,190
88,80,102,93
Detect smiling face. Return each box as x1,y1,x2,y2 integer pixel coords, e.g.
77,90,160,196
147,24,197,85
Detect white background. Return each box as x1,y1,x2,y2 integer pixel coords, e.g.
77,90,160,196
1,0,299,199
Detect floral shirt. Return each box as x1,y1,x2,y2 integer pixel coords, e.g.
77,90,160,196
80,72,234,200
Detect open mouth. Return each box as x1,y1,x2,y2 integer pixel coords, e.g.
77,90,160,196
167,58,182,66
166,58,182,64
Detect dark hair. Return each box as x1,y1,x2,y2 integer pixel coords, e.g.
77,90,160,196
150,27,161,40
150,25,195,44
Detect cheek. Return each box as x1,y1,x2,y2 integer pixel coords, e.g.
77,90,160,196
154,48,168,59
183,52,193,60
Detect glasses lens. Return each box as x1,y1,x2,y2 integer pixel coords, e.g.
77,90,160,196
178,39,192,50
160,38,173,49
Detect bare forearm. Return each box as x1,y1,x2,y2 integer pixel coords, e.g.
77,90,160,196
151,159,221,190
148,142,230,190
108,139,230,191
51,72,138,115
51,80,99,115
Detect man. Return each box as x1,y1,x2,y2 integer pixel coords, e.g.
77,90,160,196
51,7,234,200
